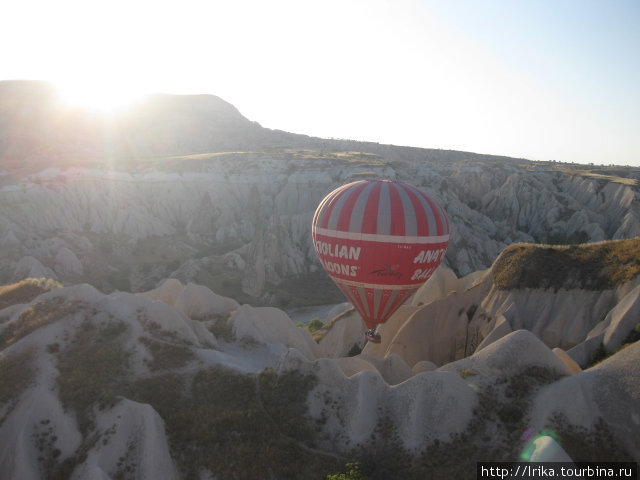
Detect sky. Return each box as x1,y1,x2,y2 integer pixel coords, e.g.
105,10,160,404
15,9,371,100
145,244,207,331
2,0,639,166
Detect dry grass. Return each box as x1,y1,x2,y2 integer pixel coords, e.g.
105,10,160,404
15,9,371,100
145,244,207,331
139,336,196,371
53,320,342,480
547,414,631,462
0,298,81,350
0,349,35,425
492,238,640,291
0,278,61,311
559,168,638,186
122,367,340,480
56,319,129,432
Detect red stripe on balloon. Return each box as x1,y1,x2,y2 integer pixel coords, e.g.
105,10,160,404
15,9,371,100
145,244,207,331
361,181,382,234
407,183,448,236
385,288,414,320
317,182,355,229
388,182,405,236
404,185,430,236
336,181,367,232
337,283,365,320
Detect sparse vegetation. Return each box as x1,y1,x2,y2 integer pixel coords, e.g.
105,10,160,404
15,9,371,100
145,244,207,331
0,350,35,425
258,368,318,442
307,318,325,333
206,312,235,342
547,229,589,245
0,278,61,310
33,418,66,479
493,238,640,291
46,318,133,479
0,298,81,350
121,366,342,479
316,366,568,480
559,168,638,186
588,322,640,367
56,319,130,433
139,336,196,371
4,289,635,479
548,414,631,462
327,462,368,480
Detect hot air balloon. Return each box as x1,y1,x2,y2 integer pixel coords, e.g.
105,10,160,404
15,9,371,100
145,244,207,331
312,179,449,343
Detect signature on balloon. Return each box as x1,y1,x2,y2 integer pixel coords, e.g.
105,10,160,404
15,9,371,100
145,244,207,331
370,265,402,278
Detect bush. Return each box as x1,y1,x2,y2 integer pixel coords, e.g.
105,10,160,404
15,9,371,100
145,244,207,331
327,462,368,480
307,318,325,333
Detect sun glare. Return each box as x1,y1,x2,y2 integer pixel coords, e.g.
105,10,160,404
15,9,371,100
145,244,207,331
55,82,143,113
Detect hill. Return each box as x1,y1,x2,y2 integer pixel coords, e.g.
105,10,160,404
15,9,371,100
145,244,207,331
0,80,290,162
1,79,639,478
1,80,639,306
493,238,640,291
1,138,639,304
365,237,640,369
0,258,639,478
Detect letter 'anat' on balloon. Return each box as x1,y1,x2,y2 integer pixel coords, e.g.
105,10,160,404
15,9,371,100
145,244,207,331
312,179,449,342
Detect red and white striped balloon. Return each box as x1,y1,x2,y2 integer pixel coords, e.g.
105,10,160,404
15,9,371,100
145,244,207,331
312,179,449,329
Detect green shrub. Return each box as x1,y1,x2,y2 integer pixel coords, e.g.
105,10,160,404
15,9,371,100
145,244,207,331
327,462,368,480
307,318,325,333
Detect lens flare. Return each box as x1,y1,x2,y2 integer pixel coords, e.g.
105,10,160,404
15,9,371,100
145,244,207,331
55,81,142,113
520,429,560,461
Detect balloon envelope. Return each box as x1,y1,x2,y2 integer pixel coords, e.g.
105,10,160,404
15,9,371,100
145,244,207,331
312,179,449,329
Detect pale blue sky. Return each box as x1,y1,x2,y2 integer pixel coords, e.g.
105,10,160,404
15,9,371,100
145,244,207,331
2,0,639,165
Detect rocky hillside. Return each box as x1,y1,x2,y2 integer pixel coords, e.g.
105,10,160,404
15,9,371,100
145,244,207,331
2,80,640,306
2,80,639,479
363,238,640,368
1,149,639,306
1,251,639,479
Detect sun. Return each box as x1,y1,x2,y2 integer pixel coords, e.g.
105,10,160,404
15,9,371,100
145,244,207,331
55,80,144,113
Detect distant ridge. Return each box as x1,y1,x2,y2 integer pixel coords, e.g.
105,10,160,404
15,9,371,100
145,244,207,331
0,80,279,160
0,79,528,166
